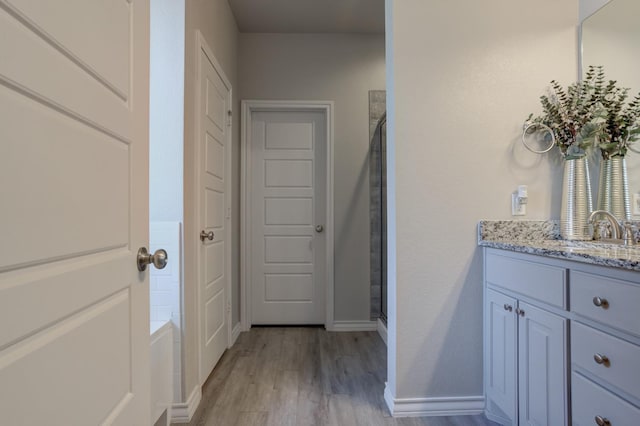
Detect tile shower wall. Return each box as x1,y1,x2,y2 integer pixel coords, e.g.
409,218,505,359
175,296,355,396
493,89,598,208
150,221,182,401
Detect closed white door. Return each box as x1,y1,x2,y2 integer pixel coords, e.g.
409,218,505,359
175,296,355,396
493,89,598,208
250,110,326,324
0,1,150,425
198,41,231,383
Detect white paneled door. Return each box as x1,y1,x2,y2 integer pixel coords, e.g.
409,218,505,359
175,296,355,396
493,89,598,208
250,109,327,324
198,38,231,384
0,0,150,425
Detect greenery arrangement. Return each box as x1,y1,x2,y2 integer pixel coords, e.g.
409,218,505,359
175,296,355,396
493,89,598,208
527,66,640,160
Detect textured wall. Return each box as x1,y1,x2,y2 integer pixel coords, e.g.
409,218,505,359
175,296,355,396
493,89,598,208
386,0,578,402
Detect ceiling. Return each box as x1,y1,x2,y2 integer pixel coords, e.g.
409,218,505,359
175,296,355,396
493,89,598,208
227,0,385,34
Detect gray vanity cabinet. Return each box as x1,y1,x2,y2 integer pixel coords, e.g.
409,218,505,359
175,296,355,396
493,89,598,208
570,270,640,425
484,249,569,426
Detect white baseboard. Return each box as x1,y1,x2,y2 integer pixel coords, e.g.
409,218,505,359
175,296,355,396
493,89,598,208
376,318,387,345
231,322,242,346
384,385,484,417
170,385,201,424
329,320,377,332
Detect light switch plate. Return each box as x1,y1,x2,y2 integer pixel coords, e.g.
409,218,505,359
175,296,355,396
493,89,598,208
634,193,640,215
512,193,526,216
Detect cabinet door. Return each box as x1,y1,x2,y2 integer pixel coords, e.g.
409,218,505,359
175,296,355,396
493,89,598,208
518,302,567,426
485,288,518,424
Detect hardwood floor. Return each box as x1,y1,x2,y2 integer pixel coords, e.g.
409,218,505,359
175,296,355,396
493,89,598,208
185,327,496,426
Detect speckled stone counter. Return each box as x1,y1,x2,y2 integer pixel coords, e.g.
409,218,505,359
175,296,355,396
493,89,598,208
478,220,640,272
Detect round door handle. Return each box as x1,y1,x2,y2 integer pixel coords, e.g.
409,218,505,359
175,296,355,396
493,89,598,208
503,304,513,312
594,415,611,426
200,230,214,242
137,247,168,272
593,297,609,309
315,225,324,233
594,353,610,366
515,308,525,317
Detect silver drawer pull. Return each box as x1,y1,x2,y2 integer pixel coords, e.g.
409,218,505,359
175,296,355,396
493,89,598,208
592,296,609,309
503,304,513,312
595,415,611,426
593,353,610,366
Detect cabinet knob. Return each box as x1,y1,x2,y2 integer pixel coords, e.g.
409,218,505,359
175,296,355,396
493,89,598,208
592,296,609,309
595,415,611,426
503,304,513,312
593,353,610,366
515,308,525,317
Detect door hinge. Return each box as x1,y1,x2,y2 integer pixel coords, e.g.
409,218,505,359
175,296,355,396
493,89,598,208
227,110,232,127
226,300,231,315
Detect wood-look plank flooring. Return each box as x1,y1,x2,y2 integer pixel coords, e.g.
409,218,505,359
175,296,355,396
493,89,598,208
185,327,497,426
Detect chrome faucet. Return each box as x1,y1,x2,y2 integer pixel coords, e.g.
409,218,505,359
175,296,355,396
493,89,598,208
589,210,623,240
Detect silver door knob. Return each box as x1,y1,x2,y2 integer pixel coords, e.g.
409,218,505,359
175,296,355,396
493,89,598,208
200,230,214,242
503,304,513,312
137,247,168,272
315,225,324,233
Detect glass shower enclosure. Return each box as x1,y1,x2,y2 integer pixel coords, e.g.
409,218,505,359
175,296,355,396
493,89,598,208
370,113,387,325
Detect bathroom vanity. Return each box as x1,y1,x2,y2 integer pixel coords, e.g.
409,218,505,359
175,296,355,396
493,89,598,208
479,221,640,425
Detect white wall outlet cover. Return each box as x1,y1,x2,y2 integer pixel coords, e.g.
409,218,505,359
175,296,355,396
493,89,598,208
634,193,640,215
511,193,526,216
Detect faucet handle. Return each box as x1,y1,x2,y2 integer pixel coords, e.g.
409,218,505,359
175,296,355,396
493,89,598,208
622,221,636,246
592,221,611,240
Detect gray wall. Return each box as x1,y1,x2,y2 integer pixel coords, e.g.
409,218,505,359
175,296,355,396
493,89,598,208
386,0,578,401
238,33,386,322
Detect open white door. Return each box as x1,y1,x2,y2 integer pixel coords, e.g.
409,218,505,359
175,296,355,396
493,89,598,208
197,34,232,384
0,1,150,424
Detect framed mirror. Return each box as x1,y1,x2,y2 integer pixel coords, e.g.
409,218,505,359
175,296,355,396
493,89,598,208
580,0,640,216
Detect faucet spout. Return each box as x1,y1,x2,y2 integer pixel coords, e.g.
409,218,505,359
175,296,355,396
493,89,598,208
588,210,622,240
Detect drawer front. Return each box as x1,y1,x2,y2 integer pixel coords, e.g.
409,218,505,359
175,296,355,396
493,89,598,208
572,372,640,426
572,322,640,400
486,251,567,309
571,271,640,336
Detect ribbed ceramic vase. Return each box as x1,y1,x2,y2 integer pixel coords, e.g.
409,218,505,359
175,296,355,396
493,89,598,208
596,157,630,220
560,157,593,240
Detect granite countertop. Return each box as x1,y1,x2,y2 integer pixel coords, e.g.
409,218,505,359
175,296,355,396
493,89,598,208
478,220,640,271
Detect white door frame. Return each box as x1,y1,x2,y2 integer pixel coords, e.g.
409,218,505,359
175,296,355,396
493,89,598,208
241,100,335,330
193,31,233,382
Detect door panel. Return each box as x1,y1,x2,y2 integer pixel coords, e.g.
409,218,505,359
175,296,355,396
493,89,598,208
0,0,149,424
518,302,566,426
0,3,130,138
485,288,517,424
265,198,313,225
0,84,128,269
198,44,230,384
250,110,326,324
265,159,313,187
8,0,130,96
265,122,313,149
